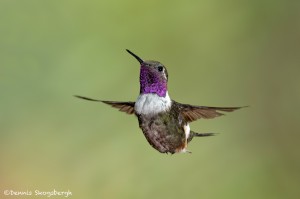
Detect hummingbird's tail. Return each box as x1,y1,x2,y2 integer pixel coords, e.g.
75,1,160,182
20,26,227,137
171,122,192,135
187,131,216,143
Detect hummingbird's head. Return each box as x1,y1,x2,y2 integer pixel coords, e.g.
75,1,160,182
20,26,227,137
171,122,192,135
126,49,168,97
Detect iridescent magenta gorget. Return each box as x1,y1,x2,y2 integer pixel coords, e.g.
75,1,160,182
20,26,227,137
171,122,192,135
139,63,167,97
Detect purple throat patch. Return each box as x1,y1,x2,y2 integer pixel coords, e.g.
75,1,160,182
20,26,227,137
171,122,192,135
139,66,167,97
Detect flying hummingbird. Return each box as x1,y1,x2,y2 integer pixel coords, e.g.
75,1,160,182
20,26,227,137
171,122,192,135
75,49,245,154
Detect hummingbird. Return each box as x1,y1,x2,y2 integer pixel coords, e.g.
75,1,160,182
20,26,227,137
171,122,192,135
75,49,245,154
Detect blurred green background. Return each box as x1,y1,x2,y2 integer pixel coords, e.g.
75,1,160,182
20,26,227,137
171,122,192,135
1,0,299,198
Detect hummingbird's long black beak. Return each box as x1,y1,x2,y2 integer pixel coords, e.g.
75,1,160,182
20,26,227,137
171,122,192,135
126,49,144,64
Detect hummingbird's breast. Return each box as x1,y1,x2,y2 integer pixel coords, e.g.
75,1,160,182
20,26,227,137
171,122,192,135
134,94,187,154
134,92,172,115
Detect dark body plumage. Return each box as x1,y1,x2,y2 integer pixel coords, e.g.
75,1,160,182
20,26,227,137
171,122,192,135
75,49,245,154
136,101,185,154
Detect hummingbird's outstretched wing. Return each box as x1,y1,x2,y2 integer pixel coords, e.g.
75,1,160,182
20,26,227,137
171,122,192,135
75,95,135,114
176,102,245,122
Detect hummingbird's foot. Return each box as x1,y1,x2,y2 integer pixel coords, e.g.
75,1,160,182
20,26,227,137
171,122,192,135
185,150,192,154
179,148,192,154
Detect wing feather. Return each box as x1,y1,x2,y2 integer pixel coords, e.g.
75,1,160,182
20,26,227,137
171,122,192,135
75,95,135,114
177,101,245,122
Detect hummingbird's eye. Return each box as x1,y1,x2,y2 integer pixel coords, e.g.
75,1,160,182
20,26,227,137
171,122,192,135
158,66,163,72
